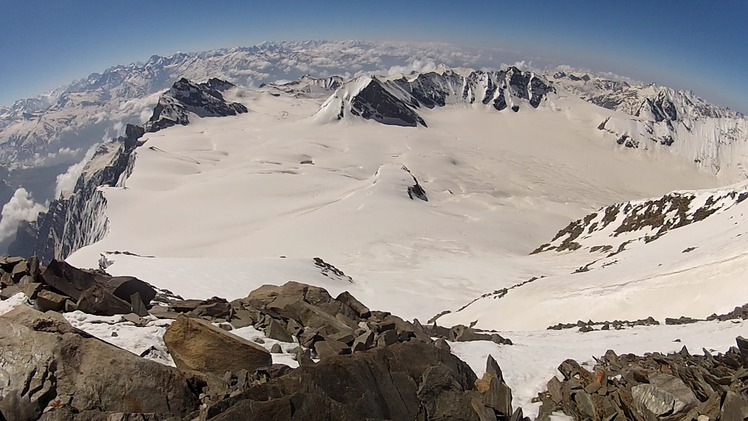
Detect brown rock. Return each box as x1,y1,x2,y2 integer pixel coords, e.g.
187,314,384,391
76,283,132,316
0,305,199,420
336,290,371,318
265,318,293,342
314,339,348,359
721,391,748,421
164,315,272,376
433,338,451,351
36,289,69,312
352,330,375,352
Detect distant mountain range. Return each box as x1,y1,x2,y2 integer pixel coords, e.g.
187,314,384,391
1,40,747,257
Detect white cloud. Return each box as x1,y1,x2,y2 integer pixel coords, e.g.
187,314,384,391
139,108,153,123
54,142,100,199
0,188,47,243
387,60,438,77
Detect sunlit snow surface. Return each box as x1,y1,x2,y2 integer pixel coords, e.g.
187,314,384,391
67,87,724,324
59,85,748,418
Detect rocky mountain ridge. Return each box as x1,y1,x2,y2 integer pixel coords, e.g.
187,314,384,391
533,183,748,255
551,70,748,178
315,67,555,126
0,41,502,170
7,78,246,263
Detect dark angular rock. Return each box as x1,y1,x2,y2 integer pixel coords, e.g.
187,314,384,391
130,292,149,317
314,339,348,359
76,282,133,316
205,341,479,421
352,330,375,352
0,283,26,300
336,290,371,318
737,336,748,366
434,338,451,352
0,305,200,419
36,289,69,312
40,259,100,301
23,281,43,299
27,255,40,278
11,260,28,282
105,276,156,307
722,391,748,421
145,78,248,132
265,319,293,342
377,329,399,347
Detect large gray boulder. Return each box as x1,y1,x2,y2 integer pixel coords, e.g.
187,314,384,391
0,305,200,420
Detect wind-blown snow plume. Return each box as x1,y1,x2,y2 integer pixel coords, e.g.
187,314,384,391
0,188,47,242
54,143,101,199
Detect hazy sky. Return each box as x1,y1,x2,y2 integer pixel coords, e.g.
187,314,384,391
1,0,746,112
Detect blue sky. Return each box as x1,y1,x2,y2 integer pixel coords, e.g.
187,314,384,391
1,0,746,112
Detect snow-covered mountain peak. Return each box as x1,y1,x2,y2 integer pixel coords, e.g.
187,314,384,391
551,69,742,120
315,66,556,127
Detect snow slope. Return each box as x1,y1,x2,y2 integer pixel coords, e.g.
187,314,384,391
67,79,721,324
42,70,748,420
441,182,748,330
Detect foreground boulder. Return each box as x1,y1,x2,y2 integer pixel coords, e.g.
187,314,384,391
0,306,200,420
204,341,484,420
164,315,272,376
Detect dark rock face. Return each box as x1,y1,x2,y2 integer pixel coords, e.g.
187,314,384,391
9,78,246,262
349,78,427,127
334,67,555,127
1,260,521,421
145,78,247,132
204,341,482,421
533,188,748,254
9,125,144,263
536,340,748,421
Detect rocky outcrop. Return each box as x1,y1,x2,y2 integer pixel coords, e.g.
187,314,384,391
316,67,555,127
9,124,144,263
203,341,486,421
8,78,246,262
0,305,200,420
536,339,748,421
0,256,155,317
533,186,748,254
1,259,520,421
144,78,247,132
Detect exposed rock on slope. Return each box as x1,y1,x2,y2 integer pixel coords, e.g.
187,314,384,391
8,78,246,262
316,67,555,126
145,78,248,131
1,259,519,421
533,184,748,254
9,124,145,263
537,339,748,421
